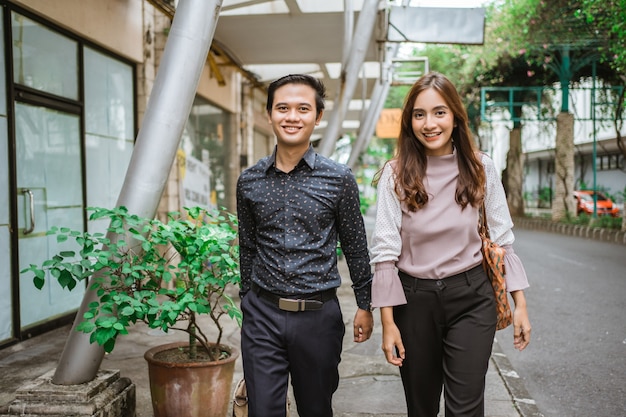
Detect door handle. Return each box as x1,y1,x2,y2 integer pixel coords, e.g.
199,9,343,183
22,189,35,235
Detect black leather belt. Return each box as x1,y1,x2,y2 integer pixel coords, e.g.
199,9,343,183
251,283,336,312
398,264,484,291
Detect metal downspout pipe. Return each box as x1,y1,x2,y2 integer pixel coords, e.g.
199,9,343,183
347,75,390,169
343,0,353,68
346,0,410,168
52,0,223,385
346,41,399,169
317,0,380,157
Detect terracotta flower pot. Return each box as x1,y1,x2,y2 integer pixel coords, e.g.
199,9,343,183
144,341,239,417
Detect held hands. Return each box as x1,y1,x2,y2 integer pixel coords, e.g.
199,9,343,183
353,308,374,343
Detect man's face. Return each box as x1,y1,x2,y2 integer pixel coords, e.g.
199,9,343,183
268,83,322,149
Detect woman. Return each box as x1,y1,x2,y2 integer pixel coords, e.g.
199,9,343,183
370,72,531,417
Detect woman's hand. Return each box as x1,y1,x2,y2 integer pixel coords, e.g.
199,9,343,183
510,290,531,351
380,307,405,366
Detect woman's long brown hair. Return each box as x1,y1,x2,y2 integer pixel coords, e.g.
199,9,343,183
378,72,485,212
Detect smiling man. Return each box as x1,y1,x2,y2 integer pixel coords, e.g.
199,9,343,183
236,74,373,417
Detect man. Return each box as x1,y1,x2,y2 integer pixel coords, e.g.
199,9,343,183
236,74,373,417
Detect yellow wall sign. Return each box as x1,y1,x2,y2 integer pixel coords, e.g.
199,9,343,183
376,108,402,139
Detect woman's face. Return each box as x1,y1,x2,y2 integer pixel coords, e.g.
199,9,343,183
411,88,455,156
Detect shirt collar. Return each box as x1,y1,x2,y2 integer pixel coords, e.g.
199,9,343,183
263,145,317,173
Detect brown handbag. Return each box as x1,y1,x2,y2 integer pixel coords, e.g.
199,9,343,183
479,203,513,330
232,379,248,417
232,379,290,417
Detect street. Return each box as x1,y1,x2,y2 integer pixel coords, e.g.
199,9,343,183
497,228,626,417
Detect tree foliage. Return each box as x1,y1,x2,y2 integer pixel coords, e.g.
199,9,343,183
577,0,626,74
501,0,622,84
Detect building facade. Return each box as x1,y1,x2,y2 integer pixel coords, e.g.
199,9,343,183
0,0,272,347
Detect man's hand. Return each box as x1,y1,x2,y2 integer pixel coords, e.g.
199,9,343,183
353,308,374,343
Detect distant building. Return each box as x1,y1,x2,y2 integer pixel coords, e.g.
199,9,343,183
482,83,626,208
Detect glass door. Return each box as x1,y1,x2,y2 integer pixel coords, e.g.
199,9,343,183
15,102,85,329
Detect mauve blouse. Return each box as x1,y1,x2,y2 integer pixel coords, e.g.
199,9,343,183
369,152,529,308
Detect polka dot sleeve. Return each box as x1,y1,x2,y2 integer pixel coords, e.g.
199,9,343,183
369,162,402,265
370,162,407,307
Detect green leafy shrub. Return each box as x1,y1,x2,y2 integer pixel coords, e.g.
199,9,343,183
21,206,242,361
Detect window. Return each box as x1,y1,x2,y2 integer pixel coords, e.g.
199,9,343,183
84,47,135,212
11,12,78,99
181,96,229,208
596,153,623,171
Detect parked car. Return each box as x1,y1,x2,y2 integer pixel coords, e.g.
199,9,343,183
573,190,620,217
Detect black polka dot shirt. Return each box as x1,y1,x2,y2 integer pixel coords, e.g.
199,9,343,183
236,146,372,311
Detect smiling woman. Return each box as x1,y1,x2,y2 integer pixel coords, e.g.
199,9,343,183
370,71,531,417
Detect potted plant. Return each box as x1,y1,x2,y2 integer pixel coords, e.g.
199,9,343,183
21,205,242,417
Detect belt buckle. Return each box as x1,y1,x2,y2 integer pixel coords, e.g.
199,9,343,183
278,298,302,312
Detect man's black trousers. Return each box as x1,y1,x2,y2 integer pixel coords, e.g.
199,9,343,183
241,289,345,417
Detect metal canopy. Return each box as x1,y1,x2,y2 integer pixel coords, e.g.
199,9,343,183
387,6,485,44
214,0,387,141
214,13,381,65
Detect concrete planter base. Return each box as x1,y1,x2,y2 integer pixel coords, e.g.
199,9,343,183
0,369,135,417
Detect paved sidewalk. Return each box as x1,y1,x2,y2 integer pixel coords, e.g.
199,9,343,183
0,255,541,417
0,208,543,416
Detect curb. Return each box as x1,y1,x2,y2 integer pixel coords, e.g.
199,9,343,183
491,340,544,417
513,217,626,246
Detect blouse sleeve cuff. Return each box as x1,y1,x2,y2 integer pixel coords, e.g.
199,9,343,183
371,262,407,307
502,245,530,292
